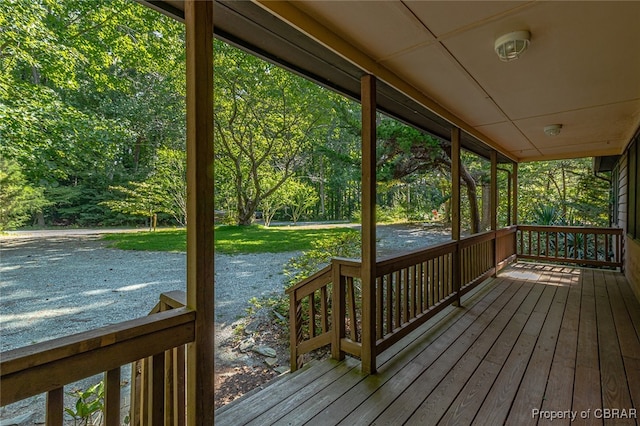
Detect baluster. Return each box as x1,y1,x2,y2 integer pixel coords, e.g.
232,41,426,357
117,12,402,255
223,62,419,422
320,286,329,334
309,291,316,338
104,368,121,426
347,277,358,341
165,349,174,425
376,276,383,340
428,259,434,308
438,255,444,301
545,231,550,258
403,268,409,324
386,274,392,335
151,353,165,425
46,387,64,426
584,232,588,260
416,263,423,316
394,271,401,329
290,291,302,371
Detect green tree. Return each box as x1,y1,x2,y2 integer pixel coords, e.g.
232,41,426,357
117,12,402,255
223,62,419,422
101,181,166,230
0,159,49,230
153,148,187,226
376,118,483,233
214,41,328,225
518,159,609,226
1,0,185,227
259,175,289,227
287,179,319,224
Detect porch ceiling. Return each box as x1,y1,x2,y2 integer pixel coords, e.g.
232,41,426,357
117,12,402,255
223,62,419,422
143,0,640,163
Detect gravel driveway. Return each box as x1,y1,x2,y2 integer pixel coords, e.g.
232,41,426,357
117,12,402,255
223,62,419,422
0,235,294,353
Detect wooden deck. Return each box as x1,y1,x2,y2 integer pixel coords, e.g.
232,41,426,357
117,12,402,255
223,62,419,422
215,263,640,425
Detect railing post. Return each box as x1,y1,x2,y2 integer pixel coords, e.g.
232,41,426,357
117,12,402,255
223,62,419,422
512,162,518,226
491,150,498,275
331,260,346,361
290,287,304,372
361,74,377,374
451,127,462,306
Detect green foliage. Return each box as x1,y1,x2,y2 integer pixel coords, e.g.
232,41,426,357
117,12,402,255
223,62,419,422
101,148,187,228
287,180,319,224
101,182,166,229
519,159,609,226
65,381,104,426
532,204,560,225
1,0,185,227
248,231,362,328
1,1,611,232
214,41,331,225
0,159,49,230
283,231,361,286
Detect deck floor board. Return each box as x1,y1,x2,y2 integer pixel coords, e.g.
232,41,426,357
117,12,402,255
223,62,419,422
214,264,640,426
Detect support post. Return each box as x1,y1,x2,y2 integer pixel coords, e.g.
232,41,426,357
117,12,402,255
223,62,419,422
491,150,498,273
361,74,377,375
451,128,461,306
185,1,215,424
512,162,518,226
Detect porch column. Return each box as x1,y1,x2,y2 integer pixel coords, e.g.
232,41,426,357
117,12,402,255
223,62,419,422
512,162,518,225
451,127,461,306
361,74,377,375
490,150,498,273
185,1,215,424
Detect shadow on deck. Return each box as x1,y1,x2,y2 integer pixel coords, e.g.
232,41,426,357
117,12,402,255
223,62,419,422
215,263,640,425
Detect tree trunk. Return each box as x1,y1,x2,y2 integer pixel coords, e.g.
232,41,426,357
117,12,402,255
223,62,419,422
441,143,480,234
480,181,490,231
237,208,253,225
35,211,46,227
463,174,480,234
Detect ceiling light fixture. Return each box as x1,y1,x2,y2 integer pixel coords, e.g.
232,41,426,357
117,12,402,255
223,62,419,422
494,30,530,62
544,124,563,137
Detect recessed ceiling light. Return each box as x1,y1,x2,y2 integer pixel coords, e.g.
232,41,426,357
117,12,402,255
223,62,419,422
495,30,531,62
544,124,563,137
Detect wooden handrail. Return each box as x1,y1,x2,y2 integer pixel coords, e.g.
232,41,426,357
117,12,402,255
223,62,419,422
376,241,457,276
516,225,623,268
131,291,189,426
287,227,523,371
517,225,623,234
286,264,332,296
0,308,195,406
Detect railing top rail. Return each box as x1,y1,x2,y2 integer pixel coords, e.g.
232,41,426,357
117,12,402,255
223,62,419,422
376,240,457,275
286,264,333,295
517,225,623,234
495,225,517,236
1,307,194,376
332,257,362,268
458,229,496,249
160,290,186,308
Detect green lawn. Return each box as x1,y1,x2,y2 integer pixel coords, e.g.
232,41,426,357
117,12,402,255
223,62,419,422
102,225,357,254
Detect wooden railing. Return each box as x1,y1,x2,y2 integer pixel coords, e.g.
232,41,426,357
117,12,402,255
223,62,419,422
0,293,195,425
288,226,518,371
517,225,623,269
131,290,187,426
